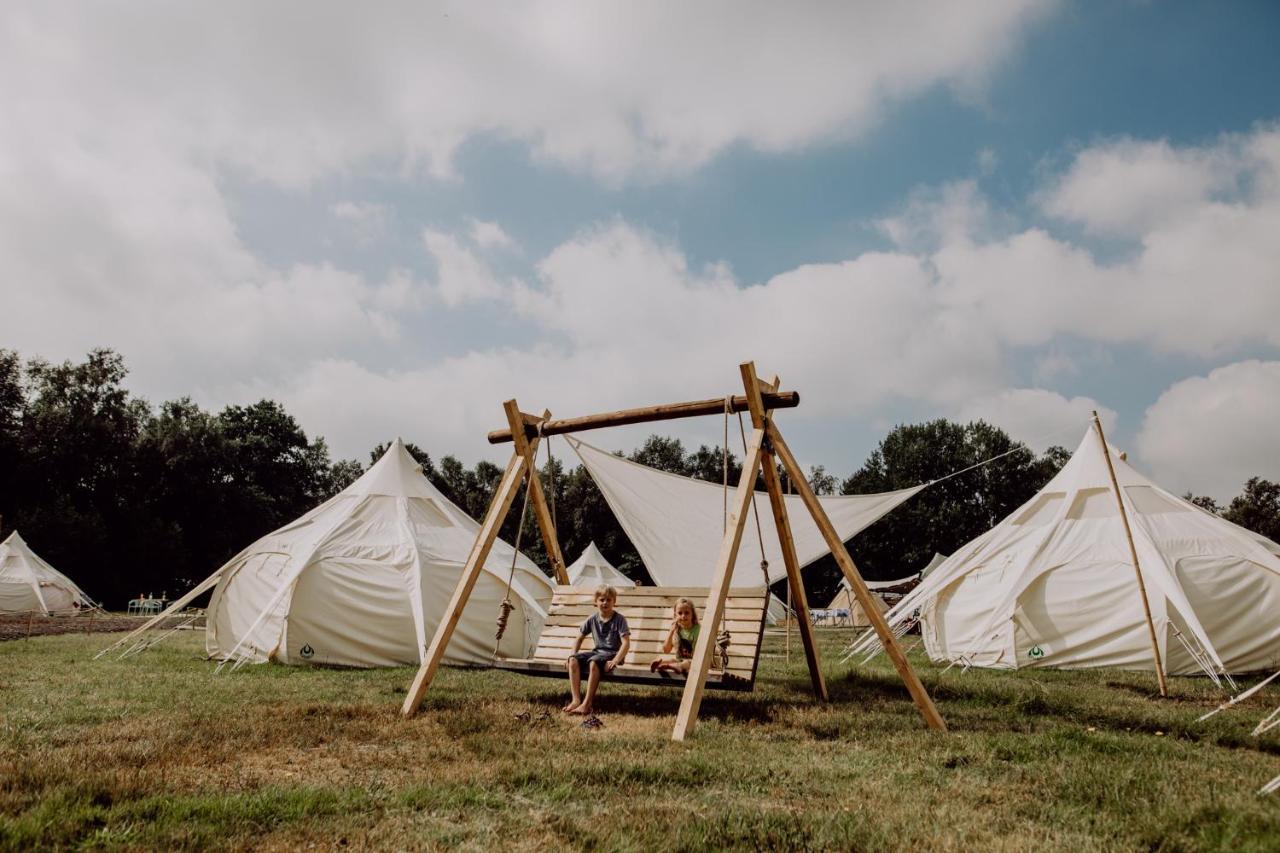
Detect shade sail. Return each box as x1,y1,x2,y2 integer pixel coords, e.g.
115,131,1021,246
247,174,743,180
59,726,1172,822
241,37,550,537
566,436,924,587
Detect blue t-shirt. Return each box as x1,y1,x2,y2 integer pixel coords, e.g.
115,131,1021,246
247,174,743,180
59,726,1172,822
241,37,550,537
580,612,631,653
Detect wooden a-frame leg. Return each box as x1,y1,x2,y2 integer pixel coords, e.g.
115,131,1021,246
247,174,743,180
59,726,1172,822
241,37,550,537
766,422,948,732
672,423,768,741
506,402,569,584
402,434,539,716
741,364,828,702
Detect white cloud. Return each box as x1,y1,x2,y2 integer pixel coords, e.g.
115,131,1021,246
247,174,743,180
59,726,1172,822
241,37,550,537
422,228,509,306
467,218,519,253
1136,361,1280,501
0,3,1054,188
956,389,1115,452
922,127,1280,358
1039,138,1239,237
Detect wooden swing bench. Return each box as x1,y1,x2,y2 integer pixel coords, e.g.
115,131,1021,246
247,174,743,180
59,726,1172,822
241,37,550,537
402,361,947,740
493,585,769,691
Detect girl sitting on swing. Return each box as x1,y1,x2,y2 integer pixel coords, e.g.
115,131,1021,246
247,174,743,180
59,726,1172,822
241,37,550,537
649,597,700,673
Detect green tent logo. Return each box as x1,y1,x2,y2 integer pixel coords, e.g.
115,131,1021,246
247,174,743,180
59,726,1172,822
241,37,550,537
299,644,314,660
1028,645,1044,660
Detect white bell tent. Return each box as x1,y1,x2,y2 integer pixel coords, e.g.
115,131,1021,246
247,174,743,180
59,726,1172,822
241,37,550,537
567,436,923,588
0,531,93,614
861,427,1280,679
105,439,553,668
825,582,889,627
565,541,634,587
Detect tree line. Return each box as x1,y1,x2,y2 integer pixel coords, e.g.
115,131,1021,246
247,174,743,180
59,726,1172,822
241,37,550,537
2,349,1277,609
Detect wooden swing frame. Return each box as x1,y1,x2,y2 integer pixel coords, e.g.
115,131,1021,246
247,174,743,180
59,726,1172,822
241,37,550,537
401,361,947,739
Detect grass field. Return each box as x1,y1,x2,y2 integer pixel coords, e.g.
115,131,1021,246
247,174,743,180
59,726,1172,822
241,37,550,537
2,628,1278,851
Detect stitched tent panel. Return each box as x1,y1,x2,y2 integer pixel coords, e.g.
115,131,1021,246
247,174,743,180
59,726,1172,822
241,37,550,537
566,436,924,588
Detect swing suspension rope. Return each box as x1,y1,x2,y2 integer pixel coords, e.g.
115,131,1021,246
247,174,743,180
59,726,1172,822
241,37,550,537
717,401,772,666
495,424,551,655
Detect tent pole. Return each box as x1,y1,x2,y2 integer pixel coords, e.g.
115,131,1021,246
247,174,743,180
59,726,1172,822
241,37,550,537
507,403,569,584
1092,411,1168,697
402,403,541,717
767,420,947,731
746,366,828,701
672,411,766,741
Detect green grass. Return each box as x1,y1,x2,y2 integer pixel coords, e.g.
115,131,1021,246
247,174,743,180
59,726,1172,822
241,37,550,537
1,629,1278,851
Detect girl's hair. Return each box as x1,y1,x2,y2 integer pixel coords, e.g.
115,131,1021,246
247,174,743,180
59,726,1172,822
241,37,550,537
673,597,699,625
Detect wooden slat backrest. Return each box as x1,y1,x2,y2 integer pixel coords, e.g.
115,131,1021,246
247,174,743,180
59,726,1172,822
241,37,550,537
532,585,769,681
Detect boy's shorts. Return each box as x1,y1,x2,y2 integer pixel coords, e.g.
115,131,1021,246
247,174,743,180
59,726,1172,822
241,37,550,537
573,650,615,678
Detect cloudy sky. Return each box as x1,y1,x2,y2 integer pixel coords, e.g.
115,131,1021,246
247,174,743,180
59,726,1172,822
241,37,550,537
3,2,1279,499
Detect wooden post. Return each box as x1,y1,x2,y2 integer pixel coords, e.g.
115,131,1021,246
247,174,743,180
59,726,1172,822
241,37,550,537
741,364,828,702
402,430,541,716
1092,411,1168,697
672,422,767,741
505,402,568,584
767,423,947,732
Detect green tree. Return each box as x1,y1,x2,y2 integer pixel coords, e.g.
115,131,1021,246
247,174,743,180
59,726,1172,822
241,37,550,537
1223,477,1280,542
811,420,1066,604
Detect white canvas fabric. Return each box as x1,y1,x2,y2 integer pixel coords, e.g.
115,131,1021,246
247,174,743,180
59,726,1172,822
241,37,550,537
565,541,634,587
567,436,924,588
766,593,790,625
871,428,1280,676
0,531,93,614
120,439,553,668
920,553,948,578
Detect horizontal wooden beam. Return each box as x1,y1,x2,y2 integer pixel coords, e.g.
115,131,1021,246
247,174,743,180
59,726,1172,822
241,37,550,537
486,391,800,444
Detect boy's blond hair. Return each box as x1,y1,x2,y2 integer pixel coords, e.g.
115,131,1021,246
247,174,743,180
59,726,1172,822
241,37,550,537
594,584,618,602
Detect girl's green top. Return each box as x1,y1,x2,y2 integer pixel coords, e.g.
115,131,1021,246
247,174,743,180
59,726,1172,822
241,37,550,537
676,623,701,659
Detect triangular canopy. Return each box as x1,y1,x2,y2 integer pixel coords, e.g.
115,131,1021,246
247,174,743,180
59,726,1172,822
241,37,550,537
567,436,924,588
109,439,553,668
0,531,93,614
566,541,634,587
868,428,1280,676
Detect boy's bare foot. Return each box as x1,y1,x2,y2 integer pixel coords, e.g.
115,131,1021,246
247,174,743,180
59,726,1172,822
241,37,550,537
562,700,578,712
568,704,591,715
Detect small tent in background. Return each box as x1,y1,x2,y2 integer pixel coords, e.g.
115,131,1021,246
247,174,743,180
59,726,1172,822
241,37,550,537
871,427,1280,677
825,581,889,627
106,439,553,668
766,593,790,625
0,531,94,614
566,541,634,587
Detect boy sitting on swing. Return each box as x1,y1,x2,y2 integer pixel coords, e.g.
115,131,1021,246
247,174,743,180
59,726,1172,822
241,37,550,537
564,584,631,715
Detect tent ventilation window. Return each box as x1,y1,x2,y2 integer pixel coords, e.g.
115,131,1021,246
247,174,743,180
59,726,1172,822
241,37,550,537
1124,485,1188,515
1011,492,1065,526
1066,488,1118,520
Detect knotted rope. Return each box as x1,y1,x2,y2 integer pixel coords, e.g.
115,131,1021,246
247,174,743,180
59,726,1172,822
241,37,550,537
495,428,541,656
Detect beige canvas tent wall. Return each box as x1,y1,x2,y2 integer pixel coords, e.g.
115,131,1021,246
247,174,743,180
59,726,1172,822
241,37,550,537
106,439,553,668
0,531,93,614
862,428,1280,677
566,541,634,587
